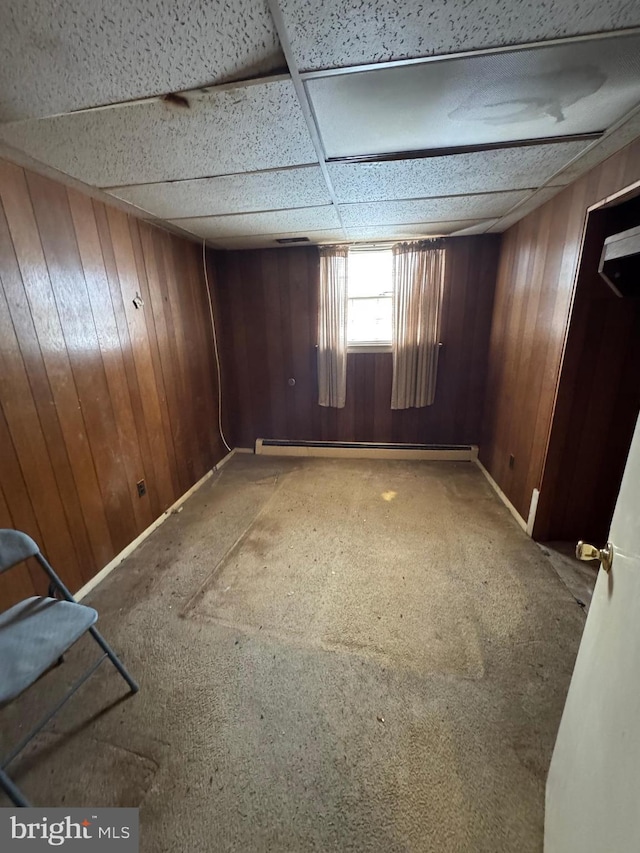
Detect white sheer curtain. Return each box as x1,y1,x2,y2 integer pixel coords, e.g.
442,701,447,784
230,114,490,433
391,241,446,410
317,246,348,408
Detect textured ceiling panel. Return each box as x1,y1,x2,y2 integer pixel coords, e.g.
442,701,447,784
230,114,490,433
0,80,317,187
209,229,345,249
345,222,489,240
0,0,285,122
280,0,640,72
339,191,528,228
327,141,590,203
108,166,330,218
169,205,341,239
307,33,640,158
556,108,640,185
487,186,568,231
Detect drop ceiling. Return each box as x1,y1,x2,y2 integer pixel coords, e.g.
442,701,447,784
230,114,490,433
306,36,640,158
0,1,639,250
0,0,285,121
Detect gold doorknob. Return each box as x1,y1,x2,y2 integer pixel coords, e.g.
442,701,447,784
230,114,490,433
576,541,614,572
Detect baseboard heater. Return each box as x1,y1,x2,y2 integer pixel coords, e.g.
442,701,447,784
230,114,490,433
255,438,478,461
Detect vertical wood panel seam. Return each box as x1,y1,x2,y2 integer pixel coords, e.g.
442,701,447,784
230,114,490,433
23,174,116,560
67,188,140,545
5,172,97,574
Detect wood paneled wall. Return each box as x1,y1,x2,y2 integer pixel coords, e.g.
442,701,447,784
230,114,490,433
213,237,500,448
480,138,640,525
0,159,225,609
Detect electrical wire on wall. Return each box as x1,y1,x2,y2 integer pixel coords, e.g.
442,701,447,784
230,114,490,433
202,240,232,453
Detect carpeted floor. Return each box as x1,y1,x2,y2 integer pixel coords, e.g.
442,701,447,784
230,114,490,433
0,456,586,852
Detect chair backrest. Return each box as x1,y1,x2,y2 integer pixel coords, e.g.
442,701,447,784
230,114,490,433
0,529,40,574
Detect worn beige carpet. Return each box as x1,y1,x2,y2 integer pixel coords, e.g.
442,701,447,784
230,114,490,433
0,456,585,852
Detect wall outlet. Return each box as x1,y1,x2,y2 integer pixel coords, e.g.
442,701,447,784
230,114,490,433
136,479,146,497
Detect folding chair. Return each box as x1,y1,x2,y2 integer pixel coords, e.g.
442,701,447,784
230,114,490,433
0,529,139,807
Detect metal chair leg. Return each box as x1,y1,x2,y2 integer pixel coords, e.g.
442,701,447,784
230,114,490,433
38,555,139,694
0,768,31,807
89,627,139,693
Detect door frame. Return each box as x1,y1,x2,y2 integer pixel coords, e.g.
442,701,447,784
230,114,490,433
532,177,640,541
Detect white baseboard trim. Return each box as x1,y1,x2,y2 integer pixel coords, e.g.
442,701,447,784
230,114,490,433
75,453,236,602
526,488,540,537
255,438,478,462
213,446,249,470
212,446,253,471
213,449,236,471
475,458,528,534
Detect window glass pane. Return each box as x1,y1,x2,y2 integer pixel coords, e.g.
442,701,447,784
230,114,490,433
348,251,393,298
347,249,393,344
348,297,393,343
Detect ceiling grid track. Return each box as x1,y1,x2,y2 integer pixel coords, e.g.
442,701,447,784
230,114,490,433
266,0,348,239
1,3,639,247
488,100,640,232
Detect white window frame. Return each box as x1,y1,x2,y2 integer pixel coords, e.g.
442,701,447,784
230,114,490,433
346,245,394,353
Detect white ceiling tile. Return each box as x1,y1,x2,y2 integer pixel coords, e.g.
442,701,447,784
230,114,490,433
210,230,345,250
340,192,528,228
488,186,568,231
0,0,284,121
108,166,331,218
0,79,317,186
169,205,341,239
327,141,590,203
280,0,640,72
345,222,490,240
307,34,640,158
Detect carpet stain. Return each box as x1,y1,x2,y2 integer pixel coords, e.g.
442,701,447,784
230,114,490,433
1,456,585,852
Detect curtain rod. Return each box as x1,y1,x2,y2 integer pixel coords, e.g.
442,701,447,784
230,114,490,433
328,237,445,251
348,241,395,251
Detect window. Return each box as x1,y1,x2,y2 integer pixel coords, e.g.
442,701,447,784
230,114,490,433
347,248,393,347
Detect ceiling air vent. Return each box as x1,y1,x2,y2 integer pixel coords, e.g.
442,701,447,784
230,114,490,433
275,237,310,244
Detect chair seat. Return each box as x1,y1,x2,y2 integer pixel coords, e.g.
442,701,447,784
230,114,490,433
0,597,98,706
